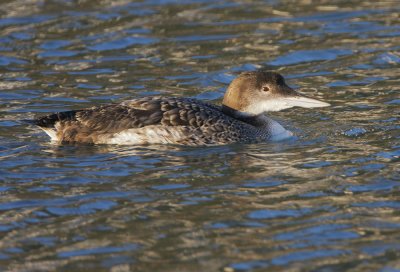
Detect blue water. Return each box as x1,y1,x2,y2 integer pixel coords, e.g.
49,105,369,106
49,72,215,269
0,0,399,271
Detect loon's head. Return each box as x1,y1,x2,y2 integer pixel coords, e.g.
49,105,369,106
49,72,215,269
222,71,330,115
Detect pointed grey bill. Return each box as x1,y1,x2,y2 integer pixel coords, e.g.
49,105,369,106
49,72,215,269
280,95,331,108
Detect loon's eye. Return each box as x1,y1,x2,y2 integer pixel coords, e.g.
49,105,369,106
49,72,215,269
262,86,270,92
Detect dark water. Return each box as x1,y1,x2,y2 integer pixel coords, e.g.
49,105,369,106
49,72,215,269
1,0,399,271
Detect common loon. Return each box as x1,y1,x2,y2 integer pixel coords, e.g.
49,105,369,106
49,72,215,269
34,71,330,146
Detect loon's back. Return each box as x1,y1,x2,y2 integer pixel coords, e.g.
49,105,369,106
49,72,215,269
34,96,268,146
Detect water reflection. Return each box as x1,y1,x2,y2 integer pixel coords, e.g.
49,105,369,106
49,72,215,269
1,0,400,271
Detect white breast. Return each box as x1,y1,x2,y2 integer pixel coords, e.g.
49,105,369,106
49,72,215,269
265,117,293,141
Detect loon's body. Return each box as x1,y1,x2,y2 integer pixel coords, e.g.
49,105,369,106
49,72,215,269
34,71,330,146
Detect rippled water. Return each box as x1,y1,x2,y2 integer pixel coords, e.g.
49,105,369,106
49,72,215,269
1,0,399,271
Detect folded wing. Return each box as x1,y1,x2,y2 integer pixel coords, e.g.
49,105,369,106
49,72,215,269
34,97,247,144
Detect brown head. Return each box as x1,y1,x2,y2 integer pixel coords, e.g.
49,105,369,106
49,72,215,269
222,71,330,115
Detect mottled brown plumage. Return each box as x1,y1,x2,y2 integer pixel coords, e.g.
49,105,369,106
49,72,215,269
34,71,330,146
35,96,265,145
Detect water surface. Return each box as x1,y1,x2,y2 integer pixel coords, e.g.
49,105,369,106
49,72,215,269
0,0,399,271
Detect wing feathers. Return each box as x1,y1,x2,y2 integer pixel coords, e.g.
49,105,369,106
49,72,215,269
34,96,250,144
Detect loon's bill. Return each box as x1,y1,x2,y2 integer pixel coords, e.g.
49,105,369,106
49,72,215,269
278,95,330,108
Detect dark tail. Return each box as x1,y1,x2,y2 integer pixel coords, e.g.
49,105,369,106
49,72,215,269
31,110,81,128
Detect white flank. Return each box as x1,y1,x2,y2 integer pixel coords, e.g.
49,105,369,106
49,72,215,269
102,125,188,145
39,127,58,141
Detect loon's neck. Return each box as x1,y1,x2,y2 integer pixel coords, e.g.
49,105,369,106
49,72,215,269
221,105,266,127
